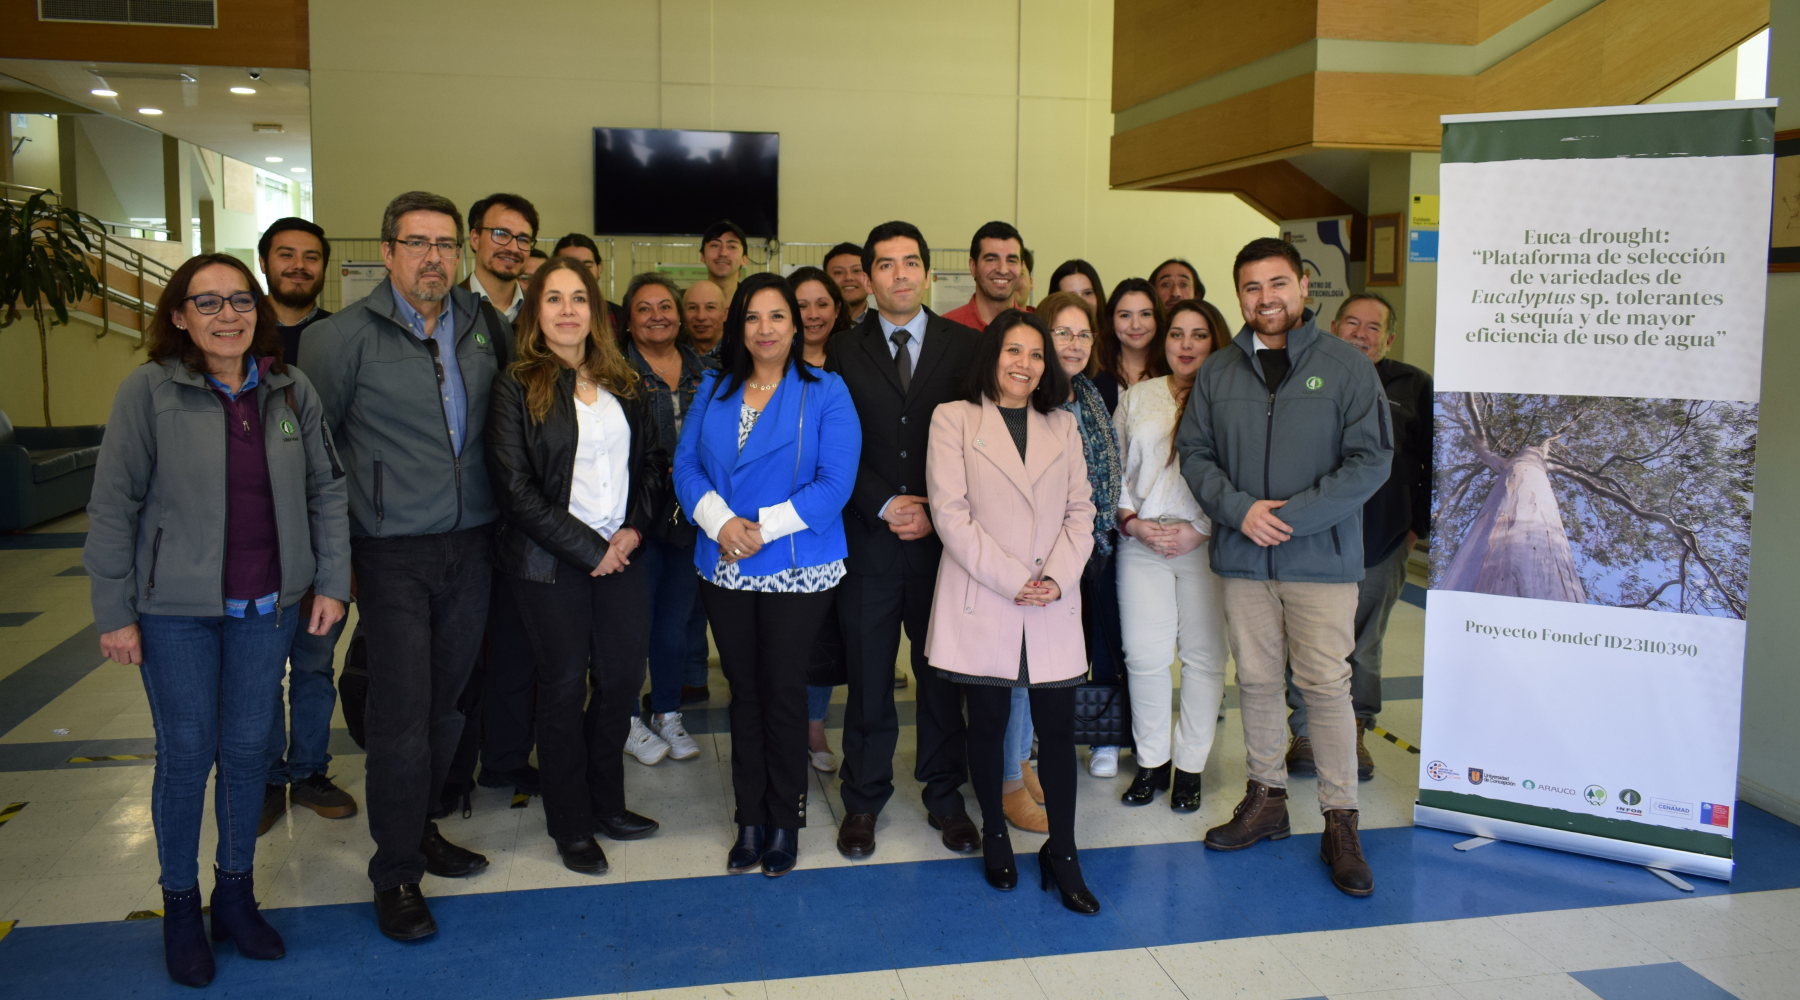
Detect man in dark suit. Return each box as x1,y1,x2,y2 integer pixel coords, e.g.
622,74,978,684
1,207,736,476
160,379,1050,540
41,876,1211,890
828,221,981,858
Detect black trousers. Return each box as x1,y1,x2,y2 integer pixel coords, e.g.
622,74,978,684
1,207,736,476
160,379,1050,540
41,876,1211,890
700,581,835,830
509,560,650,842
353,528,493,890
439,571,539,802
965,684,1078,854
837,563,968,817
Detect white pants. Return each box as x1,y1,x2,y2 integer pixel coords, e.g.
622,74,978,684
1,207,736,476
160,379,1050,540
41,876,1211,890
1116,536,1229,773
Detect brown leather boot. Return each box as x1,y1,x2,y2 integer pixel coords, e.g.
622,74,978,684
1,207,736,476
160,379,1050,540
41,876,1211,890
1321,808,1374,896
1202,780,1290,851
1284,735,1316,777
1355,721,1375,781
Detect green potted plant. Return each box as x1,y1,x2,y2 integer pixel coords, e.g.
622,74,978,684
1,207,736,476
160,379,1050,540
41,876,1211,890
1,188,104,425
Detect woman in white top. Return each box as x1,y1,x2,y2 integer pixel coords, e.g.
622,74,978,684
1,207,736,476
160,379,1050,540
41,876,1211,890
486,258,668,874
1113,298,1236,811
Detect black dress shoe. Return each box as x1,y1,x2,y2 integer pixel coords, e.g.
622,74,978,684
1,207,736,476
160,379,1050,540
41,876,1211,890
555,836,610,874
1170,768,1202,812
762,827,798,876
257,783,287,836
477,765,542,795
595,810,660,840
1038,842,1101,915
1121,762,1171,805
983,833,1018,891
420,821,488,878
837,813,876,858
727,823,766,873
680,684,712,705
929,812,981,853
374,883,437,941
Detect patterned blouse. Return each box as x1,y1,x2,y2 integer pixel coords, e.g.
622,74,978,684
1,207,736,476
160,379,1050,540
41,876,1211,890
707,403,848,594
1059,374,1123,560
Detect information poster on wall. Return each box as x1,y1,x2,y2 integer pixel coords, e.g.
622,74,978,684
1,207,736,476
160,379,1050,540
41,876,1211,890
1280,216,1352,319
1417,100,1777,880
339,262,388,307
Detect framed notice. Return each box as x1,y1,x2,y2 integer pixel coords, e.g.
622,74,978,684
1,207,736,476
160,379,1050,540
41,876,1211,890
1367,213,1403,285
1770,128,1800,271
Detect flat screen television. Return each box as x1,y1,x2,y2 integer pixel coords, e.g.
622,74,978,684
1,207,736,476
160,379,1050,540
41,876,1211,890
592,128,779,238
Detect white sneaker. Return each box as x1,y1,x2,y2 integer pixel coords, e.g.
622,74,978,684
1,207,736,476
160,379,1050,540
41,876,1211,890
625,716,671,765
650,712,701,761
1088,745,1120,778
810,749,837,773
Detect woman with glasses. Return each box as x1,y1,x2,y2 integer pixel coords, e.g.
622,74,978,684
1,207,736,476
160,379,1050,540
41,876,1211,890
673,272,860,877
1039,292,1127,780
1113,298,1235,811
787,265,853,771
86,253,350,987
1092,277,1167,413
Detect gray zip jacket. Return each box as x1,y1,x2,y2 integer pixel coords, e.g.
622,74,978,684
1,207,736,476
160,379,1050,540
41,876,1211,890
84,359,351,634
298,279,510,538
1175,318,1393,583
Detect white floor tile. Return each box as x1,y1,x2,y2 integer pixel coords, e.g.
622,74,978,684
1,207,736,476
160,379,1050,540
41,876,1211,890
2,871,160,925
1267,926,1446,996
1488,908,1672,972
1446,973,1602,1000
763,968,905,998
1599,896,1781,961
630,980,766,999
1149,935,1322,999
1025,947,1187,1000
1698,888,1800,946
1384,916,1561,983
1684,948,1800,1000
1326,986,1464,1000
896,957,1049,1000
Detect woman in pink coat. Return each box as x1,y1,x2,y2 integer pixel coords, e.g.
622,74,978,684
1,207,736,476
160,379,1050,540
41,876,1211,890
925,310,1098,913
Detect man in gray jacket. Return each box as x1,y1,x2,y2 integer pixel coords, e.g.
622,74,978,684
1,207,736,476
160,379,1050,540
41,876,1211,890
1175,237,1392,896
298,191,513,941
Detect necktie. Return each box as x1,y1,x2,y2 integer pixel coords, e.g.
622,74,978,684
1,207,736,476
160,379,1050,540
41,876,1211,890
891,329,913,394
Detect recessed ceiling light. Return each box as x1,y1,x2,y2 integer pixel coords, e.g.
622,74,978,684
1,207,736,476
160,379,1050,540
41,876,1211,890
265,156,283,163
90,88,117,97
290,167,307,173
230,86,255,95
138,108,163,115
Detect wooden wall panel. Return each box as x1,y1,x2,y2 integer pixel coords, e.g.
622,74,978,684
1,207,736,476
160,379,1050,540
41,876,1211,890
0,0,309,68
1158,159,1362,226
1313,72,1472,147
1476,0,1559,42
1317,0,1477,44
1111,74,1317,187
1112,0,1318,112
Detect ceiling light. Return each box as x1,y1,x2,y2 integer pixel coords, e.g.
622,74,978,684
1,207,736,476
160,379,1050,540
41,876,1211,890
90,88,117,97
290,167,307,173
265,156,283,163
138,108,163,115
230,86,255,95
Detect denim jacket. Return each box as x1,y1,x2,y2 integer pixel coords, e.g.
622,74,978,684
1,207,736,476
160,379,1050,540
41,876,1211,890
627,340,720,459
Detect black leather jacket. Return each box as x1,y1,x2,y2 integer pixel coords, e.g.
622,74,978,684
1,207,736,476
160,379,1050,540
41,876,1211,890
485,367,666,583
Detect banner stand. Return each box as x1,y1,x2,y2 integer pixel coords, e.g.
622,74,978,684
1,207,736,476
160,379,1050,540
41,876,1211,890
1414,804,1734,881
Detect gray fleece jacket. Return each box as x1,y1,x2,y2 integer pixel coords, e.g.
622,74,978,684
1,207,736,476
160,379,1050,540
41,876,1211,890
84,359,351,633
1175,318,1393,583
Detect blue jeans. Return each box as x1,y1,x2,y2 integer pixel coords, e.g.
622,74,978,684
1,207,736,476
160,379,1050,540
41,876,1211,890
139,607,296,891
264,612,346,784
1004,687,1034,782
643,533,704,714
807,684,832,722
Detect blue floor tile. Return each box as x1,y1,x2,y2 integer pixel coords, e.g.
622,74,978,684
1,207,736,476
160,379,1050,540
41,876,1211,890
1569,962,1739,999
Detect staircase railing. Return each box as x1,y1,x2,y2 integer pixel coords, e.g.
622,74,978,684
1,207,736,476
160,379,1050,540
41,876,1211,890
2,181,177,343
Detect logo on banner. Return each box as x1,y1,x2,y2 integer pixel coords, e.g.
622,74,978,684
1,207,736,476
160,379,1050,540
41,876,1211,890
1427,761,1460,782
1652,798,1694,820
1468,768,1484,785
1701,803,1731,827
1523,780,1535,789
1584,785,1607,806
1620,789,1642,805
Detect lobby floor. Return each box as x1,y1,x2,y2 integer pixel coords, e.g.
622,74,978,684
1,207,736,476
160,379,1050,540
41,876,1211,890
0,512,1795,999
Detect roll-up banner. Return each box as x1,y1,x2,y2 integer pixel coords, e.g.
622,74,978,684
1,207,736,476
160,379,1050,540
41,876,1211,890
1416,99,1778,880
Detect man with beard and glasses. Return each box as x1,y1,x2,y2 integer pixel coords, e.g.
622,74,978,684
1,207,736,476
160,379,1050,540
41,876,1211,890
1173,237,1392,898
250,217,361,838
259,217,332,366
462,192,538,325
299,191,513,942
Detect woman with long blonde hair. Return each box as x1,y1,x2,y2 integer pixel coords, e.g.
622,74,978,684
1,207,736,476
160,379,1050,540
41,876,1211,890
485,256,668,872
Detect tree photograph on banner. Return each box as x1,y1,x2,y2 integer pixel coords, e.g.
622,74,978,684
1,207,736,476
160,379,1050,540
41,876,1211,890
1429,392,1755,619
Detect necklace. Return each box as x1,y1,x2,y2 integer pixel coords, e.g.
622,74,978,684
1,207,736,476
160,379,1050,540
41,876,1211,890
576,378,597,391
747,379,780,391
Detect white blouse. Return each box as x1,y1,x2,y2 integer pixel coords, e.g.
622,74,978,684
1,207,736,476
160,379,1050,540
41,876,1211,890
1113,376,1211,534
569,389,632,540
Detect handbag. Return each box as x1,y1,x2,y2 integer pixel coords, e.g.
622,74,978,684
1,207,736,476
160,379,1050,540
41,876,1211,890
1071,679,1133,748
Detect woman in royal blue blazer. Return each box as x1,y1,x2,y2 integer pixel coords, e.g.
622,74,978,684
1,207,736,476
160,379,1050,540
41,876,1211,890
673,272,861,877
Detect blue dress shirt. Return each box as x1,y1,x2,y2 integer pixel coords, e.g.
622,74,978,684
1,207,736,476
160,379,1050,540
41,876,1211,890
393,291,467,455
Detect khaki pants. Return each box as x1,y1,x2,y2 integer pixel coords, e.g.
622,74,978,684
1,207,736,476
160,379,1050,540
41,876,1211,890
1222,578,1359,812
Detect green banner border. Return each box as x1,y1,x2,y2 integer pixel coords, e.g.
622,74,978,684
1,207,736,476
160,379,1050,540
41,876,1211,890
1418,789,1733,858
1443,107,1775,163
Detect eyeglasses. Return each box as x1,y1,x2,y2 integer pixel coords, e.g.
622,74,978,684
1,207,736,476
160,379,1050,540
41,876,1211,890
1050,327,1093,345
474,227,534,247
390,237,463,258
183,291,258,315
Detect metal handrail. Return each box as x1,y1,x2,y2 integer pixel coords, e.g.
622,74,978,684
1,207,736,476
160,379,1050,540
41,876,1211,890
2,183,176,345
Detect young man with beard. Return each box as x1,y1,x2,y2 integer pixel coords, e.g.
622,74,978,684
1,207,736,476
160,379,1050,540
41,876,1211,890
941,221,1026,333
1174,237,1392,897
462,193,538,324
253,217,361,836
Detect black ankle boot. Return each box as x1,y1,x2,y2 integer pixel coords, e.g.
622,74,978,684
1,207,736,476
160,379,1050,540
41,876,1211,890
727,823,765,874
209,867,285,959
982,833,1017,891
1120,762,1171,805
1037,842,1100,915
161,886,215,986
1170,769,1202,812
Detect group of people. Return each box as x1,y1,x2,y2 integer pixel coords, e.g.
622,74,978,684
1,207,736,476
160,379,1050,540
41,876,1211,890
83,189,1433,988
